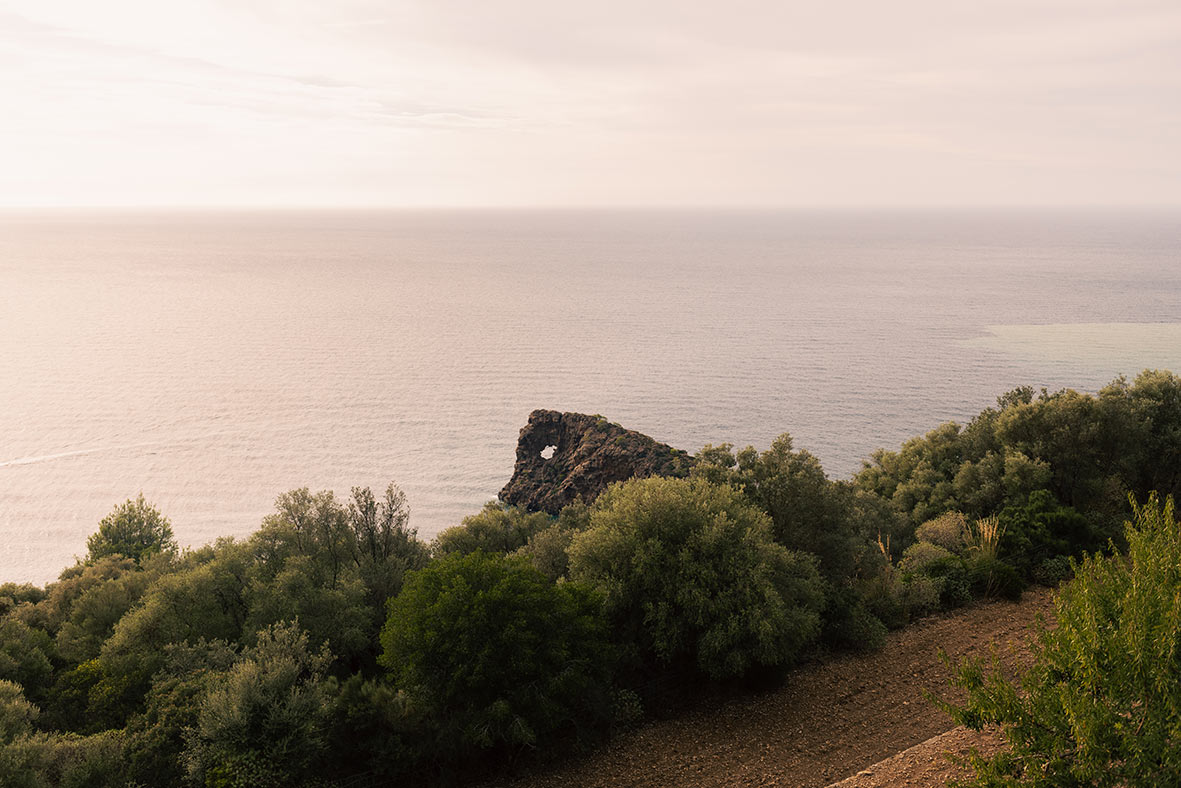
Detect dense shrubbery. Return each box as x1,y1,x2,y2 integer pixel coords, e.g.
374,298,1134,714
380,551,613,774
569,477,824,680
856,371,1181,536
690,436,890,650
0,370,1177,785
941,495,1181,786
431,502,553,558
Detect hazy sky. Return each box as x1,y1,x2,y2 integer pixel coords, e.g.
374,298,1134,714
2,0,1179,208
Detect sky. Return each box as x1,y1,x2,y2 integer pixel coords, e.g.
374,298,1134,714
1,0,1179,208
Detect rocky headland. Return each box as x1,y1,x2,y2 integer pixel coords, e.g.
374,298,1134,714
499,409,694,514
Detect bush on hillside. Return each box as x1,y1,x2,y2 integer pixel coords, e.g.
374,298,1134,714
998,489,1099,578
185,622,332,788
0,620,53,703
379,551,613,771
431,502,552,558
693,436,866,582
914,512,971,553
941,494,1181,786
568,476,824,680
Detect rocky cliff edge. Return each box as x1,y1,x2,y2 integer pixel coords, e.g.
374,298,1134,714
498,410,694,514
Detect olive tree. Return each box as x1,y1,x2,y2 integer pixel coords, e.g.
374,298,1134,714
380,552,613,765
86,494,177,565
568,476,824,680
185,622,332,788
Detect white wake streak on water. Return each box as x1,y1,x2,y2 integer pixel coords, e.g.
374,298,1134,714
0,442,167,469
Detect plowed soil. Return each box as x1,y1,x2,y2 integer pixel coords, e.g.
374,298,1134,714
491,589,1054,788
826,726,1005,788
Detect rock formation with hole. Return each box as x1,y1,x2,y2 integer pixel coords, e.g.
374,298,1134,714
499,410,695,514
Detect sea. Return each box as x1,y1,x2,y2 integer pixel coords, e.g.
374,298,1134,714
2,209,1179,584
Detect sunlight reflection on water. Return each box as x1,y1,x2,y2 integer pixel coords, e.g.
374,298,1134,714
961,323,1181,371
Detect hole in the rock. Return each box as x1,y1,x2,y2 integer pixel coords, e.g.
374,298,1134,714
540,445,557,460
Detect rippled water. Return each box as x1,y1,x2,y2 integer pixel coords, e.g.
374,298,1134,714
2,209,1179,583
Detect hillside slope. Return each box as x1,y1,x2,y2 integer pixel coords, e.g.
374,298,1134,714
492,589,1053,788
826,725,1006,788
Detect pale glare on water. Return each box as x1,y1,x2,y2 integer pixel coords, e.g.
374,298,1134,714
1,209,1179,583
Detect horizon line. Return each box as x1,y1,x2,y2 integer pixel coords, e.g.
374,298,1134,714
2,203,1178,214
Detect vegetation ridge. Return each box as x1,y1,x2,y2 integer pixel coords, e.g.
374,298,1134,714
0,369,1178,787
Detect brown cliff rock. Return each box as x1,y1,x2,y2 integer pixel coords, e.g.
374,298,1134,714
499,410,695,514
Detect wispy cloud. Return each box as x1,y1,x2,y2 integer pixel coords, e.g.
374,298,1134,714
322,18,388,29
1,0,1178,207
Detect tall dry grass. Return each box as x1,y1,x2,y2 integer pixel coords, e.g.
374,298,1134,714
968,515,1005,559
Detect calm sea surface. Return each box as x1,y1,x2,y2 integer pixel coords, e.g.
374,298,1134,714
2,210,1179,583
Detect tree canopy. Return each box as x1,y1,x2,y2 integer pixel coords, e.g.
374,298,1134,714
2,371,1180,786
569,476,824,679
86,494,177,565
380,551,613,768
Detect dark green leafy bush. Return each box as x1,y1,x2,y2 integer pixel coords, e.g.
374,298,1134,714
693,436,866,583
0,729,128,788
323,674,429,784
0,621,52,703
124,640,237,787
965,555,1024,600
569,476,824,679
858,571,908,631
925,555,972,607
380,551,613,770
819,582,887,652
998,489,1098,578
1030,555,1074,587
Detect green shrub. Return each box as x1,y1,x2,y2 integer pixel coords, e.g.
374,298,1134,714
915,512,971,553
899,541,955,575
323,675,429,784
0,681,38,744
998,490,1099,577
693,436,868,584
0,586,44,620
609,689,644,730
819,583,887,652
511,501,593,583
0,729,128,788
941,494,1181,786
899,573,943,617
432,502,552,558
1031,555,1074,587
965,555,1024,600
123,640,237,787
52,557,166,665
379,552,613,768
0,621,52,703
925,555,972,607
568,476,824,680
858,567,908,631
185,622,332,788
897,542,975,615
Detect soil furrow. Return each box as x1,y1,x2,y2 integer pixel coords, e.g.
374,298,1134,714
494,589,1053,788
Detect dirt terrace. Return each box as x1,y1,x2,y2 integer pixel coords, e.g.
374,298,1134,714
492,589,1053,788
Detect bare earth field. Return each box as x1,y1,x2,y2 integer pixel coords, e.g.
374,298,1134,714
492,589,1054,788
827,726,1006,788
